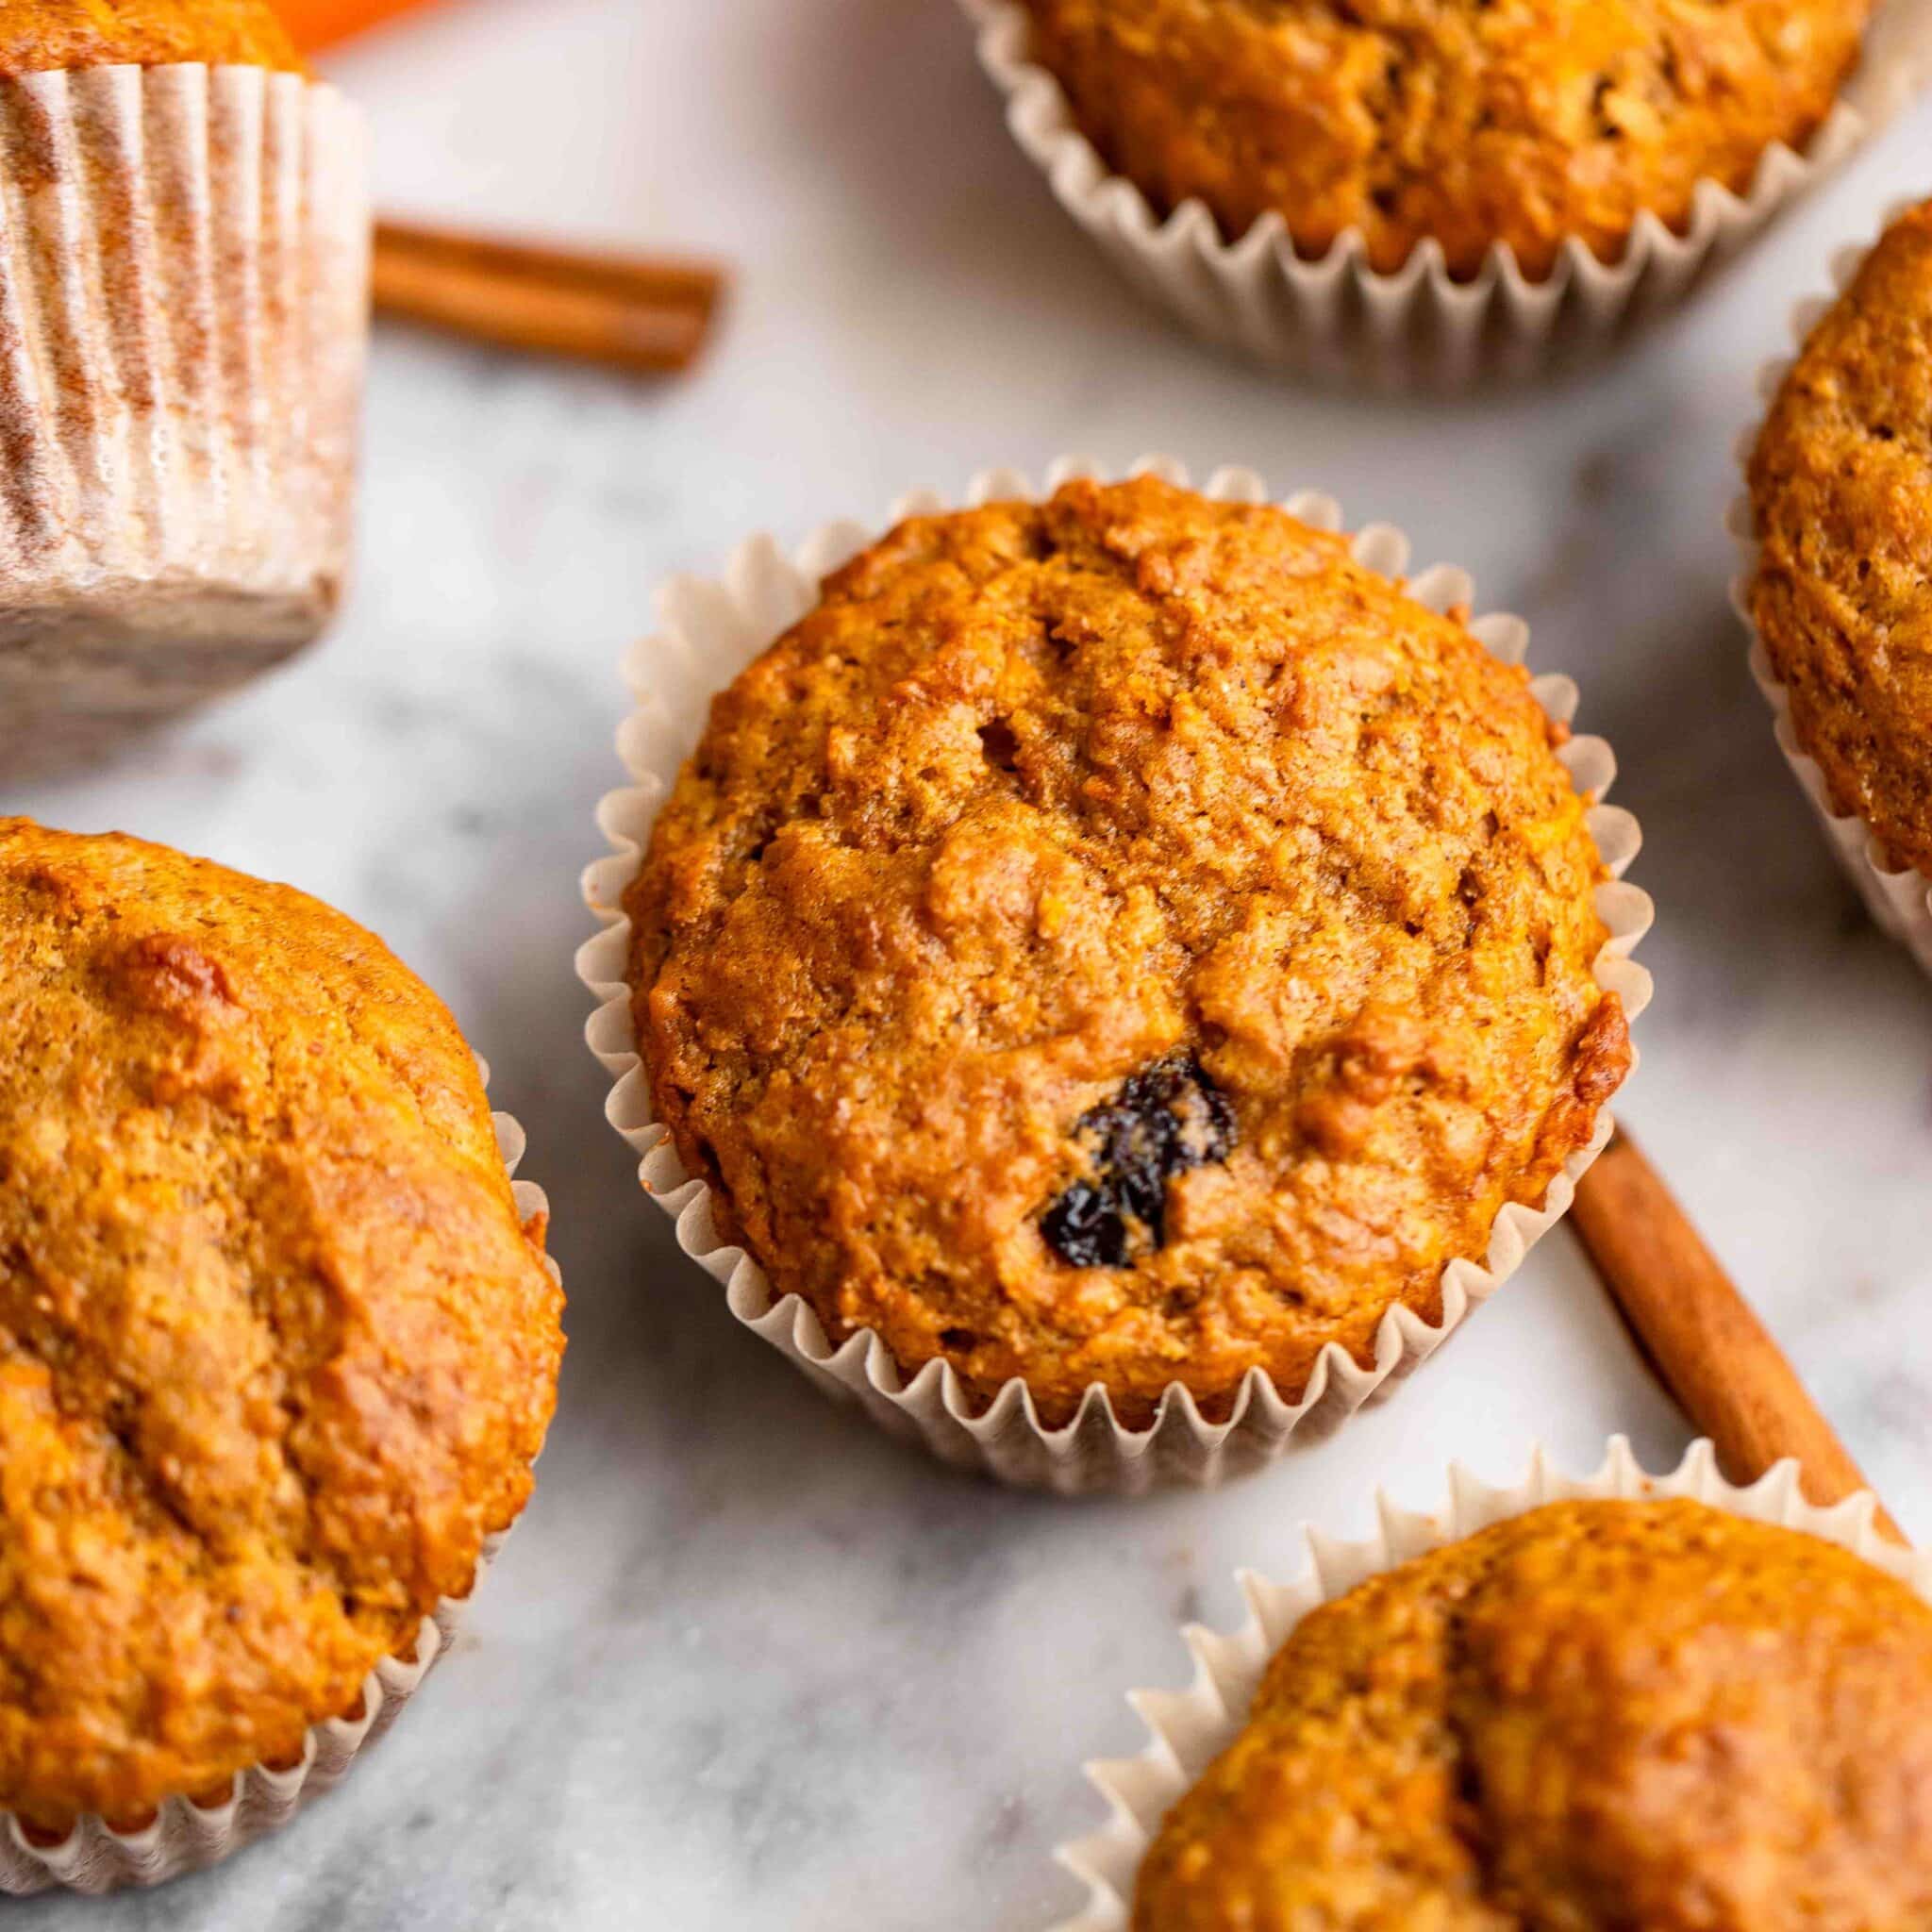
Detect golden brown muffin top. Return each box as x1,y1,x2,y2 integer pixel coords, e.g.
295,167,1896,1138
1136,1498,1932,1931
626,477,1626,1430
1750,198,1932,877
0,821,561,1834
1022,0,1873,280
0,0,301,76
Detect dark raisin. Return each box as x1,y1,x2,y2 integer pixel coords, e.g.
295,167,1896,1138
1041,1180,1130,1270
1040,1053,1239,1270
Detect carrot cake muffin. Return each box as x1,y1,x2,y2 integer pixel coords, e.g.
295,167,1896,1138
0,821,561,1837
1749,197,1932,877
1018,0,1875,280
1136,1499,1932,1929
625,475,1629,1430
0,0,365,783
0,0,301,72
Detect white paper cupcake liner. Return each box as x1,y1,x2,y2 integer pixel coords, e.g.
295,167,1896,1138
0,1081,554,1897
0,63,370,781
1050,1434,1926,1931
577,455,1656,1495
1729,194,1932,976
962,0,1932,389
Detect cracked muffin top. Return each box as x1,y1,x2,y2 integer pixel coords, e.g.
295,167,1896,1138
1749,197,1932,877
625,476,1628,1430
0,821,561,1834
1019,0,1874,280
1135,1499,1932,1931
0,0,301,75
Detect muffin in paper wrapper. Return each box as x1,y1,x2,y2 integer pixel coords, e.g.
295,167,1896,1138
0,63,369,781
960,0,1932,390
1045,1435,1926,1929
577,457,1656,1496
0,1091,554,1897
1731,194,1932,977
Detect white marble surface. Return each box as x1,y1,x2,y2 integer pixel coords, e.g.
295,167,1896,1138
8,1,1932,1924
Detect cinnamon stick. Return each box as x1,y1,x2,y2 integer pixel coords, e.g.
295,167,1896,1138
372,221,724,376
1569,1130,1905,1543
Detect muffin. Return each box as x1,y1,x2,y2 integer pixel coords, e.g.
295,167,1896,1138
1134,1496,1932,1928
0,1,301,70
0,821,560,1877
1019,0,1876,282
1749,196,1932,880
0,0,368,782
624,475,1631,1434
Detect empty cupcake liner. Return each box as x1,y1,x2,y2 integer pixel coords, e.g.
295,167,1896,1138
577,455,1656,1496
1730,194,1932,977
1049,1434,1927,1931
0,1084,554,1897
961,0,1932,390
0,63,370,782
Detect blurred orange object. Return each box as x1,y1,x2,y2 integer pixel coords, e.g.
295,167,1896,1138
283,0,446,50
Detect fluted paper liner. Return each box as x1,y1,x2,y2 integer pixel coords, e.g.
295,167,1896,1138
0,64,369,779
1731,194,1932,975
0,1078,555,1897
578,457,1655,1494
961,0,1932,389
1047,1436,1926,1929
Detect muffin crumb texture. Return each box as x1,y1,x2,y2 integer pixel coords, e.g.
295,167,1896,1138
0,0,302,75
0,822,561,1834
627,477,1627,1429
1020,0,1874,279
1135,1498,1932,1931
1751,196,1932,877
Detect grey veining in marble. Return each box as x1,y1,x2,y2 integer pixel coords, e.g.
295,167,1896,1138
5,1,1932,1925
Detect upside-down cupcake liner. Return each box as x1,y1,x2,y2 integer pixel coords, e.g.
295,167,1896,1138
1048,1434,1927,1931
961,0,1932,390
577,455,1656,1496
1730,193,1932,977
0,1078,555,1897
0,64,369,782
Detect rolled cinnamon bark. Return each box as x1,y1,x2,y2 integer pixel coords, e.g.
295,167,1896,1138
372,221,724,376
1569,1130,1905,1543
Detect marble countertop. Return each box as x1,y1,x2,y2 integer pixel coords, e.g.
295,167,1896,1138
8,1,1932,1925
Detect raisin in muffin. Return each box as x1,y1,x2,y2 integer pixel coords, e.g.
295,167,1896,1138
1749,196,1932,878
0,0,301,72
1136,1499,1932,1930
1019,0,1875,280
0,821,561,1839
625,475,1628,1431
0,0,365,782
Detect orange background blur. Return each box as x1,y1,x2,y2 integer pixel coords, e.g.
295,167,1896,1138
284,0,445,50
